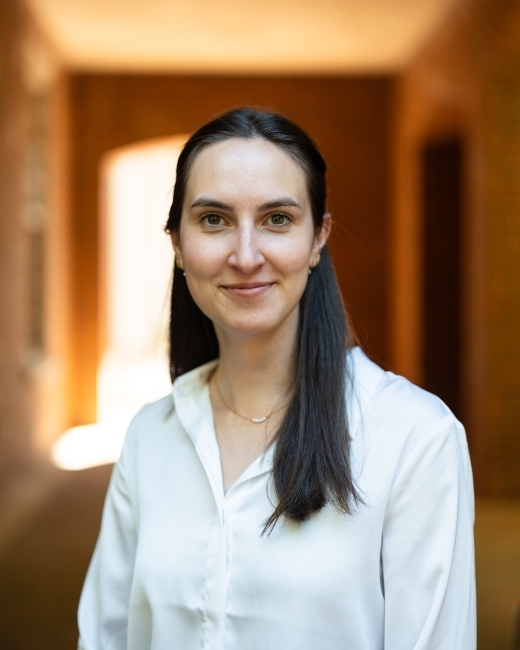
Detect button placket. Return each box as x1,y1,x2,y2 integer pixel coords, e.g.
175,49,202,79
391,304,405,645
215,484,244,650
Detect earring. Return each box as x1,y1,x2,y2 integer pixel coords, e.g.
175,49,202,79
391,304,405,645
175,257,186,277
308,252,321,274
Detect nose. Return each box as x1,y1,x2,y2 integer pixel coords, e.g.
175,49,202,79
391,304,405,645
228,222,265,274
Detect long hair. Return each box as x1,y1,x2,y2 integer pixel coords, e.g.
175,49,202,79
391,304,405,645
165,107,361,531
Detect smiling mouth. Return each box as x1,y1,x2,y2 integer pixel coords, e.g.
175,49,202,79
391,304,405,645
220,282,275,298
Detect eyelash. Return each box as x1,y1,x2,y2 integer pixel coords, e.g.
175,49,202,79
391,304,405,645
201,213,226,227
267,213,291,227
200,212,291,228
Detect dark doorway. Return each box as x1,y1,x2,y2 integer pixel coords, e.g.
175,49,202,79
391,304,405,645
422,139,463,420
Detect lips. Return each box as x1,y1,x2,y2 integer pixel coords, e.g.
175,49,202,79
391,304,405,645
220,282,274,298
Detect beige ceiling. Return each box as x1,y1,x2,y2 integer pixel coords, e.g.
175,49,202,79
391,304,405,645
26,0,461,74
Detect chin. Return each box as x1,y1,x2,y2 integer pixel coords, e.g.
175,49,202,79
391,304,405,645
217,309,292,337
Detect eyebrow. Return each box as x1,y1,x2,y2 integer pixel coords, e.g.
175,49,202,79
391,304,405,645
258,198,302,211
190,197,302,211
190,198,233,210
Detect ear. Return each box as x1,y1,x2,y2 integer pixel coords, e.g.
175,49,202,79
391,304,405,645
311,212,332,257
170,232,182,261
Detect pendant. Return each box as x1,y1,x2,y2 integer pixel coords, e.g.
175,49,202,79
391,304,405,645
251,416,268,423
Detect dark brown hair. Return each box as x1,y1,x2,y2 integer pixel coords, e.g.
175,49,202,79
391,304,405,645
165,107,361,531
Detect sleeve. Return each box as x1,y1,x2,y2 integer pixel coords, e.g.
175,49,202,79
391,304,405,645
382,413,476,649
77,432,137,650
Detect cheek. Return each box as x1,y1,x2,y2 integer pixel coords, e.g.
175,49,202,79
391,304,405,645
268,237,313,275
182,235,227,278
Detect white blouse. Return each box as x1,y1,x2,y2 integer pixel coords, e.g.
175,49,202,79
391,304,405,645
78,347,476,650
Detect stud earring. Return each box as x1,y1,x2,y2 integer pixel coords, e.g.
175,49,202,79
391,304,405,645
309,252,321,274
175,257,186,277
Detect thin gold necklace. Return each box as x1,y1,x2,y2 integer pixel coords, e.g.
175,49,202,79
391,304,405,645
213,375,288,424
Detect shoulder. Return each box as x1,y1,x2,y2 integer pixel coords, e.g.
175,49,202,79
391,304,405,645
121,393,177,455
349,348,473,507
129,394,175,429
348,348,470,479
348,346,457,434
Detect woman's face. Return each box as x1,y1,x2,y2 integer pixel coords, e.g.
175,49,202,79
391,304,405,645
172,137,330,338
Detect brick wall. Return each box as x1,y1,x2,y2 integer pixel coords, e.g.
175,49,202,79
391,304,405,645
0,0,70,491
483,4,520,495
67,74,392,424
0,0,32,487
391,0,520,495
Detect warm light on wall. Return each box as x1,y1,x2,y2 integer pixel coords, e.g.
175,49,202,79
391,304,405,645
26,0,461,73
51,420,127,471
52,135,188,470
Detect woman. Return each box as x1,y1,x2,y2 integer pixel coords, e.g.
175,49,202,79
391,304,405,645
78,108,475,649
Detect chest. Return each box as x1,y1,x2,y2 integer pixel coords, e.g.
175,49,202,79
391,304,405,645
213,413,273,494
132,436,384,613
126,413,393,649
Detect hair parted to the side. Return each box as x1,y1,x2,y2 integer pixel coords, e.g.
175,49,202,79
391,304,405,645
165,107,362,532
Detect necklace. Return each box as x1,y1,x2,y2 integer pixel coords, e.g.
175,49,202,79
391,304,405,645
213,375,288,424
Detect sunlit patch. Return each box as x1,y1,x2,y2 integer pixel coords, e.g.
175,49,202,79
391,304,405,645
52,136,188,471
52,419,128,471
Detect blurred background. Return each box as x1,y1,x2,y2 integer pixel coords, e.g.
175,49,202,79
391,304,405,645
0,0,519,647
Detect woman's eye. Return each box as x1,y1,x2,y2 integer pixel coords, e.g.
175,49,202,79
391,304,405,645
202,214,224,227
268,213,290,227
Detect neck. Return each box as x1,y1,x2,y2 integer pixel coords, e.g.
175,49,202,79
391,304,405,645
213,308,299,417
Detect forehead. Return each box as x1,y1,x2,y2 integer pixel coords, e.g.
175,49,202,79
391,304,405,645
185,138,308,203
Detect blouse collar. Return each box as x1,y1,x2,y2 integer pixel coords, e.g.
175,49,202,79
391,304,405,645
172,360,275,503
170,347,384,502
